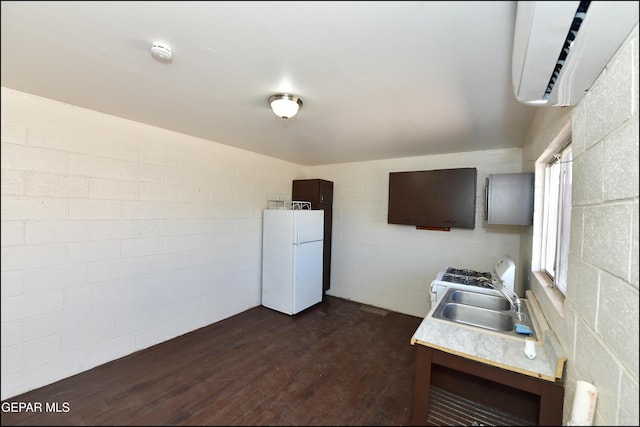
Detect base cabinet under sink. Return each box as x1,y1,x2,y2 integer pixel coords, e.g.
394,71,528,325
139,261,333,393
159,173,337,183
411,345,564,426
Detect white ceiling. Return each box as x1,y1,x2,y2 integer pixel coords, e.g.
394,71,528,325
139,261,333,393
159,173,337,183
1,1,540,166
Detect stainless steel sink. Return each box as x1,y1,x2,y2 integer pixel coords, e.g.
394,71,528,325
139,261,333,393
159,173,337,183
440,303,514,332
448,289,511,311
431,288,536,339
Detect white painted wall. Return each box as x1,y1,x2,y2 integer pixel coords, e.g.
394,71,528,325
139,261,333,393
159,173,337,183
308,149,528,318
0,87,304,399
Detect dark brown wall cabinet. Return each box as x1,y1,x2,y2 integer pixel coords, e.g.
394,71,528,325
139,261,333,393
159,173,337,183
292,179,333,294
388,168,477,229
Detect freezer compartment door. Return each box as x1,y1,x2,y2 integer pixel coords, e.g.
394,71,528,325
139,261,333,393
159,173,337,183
294,210,324,244
292,240,323,314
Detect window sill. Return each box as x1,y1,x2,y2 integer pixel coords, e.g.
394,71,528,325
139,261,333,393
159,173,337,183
531,271,565,318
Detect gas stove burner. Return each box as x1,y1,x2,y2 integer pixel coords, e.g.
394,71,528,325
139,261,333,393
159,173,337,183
441,274,494,288
468,278,493,288
445,267,492,279
431,256,516,303
441,274,466,284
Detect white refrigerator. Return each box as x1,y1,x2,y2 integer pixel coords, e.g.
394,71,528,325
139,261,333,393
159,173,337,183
261,209,324,315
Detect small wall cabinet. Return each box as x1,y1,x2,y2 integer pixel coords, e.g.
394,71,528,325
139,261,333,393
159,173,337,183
484,172,534,226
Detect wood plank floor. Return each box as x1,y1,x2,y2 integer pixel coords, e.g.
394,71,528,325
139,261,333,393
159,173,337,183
1,296,423,426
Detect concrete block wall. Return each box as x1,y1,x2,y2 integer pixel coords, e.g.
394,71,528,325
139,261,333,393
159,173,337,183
565,23,639,426
0,87,304,399
526,24,639,425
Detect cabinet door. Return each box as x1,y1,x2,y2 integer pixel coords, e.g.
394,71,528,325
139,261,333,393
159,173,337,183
292,179,333,208
317,180,333,206
485,173,534,225
388,171,430,226
428,168,477,229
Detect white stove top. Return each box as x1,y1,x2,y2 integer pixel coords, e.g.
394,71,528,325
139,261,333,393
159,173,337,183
430,255,516,301
436,268,496,288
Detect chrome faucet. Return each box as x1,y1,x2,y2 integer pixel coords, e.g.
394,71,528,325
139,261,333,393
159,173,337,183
480,278,522,314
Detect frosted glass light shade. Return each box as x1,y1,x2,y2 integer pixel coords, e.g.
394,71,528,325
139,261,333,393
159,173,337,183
269,94,303,119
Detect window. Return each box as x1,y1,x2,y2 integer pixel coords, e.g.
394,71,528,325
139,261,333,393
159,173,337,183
540,144,572,295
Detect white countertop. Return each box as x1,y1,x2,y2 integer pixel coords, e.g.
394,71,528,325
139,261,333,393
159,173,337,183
410,290,566,382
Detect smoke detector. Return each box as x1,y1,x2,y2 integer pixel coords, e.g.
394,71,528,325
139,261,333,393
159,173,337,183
150,42,172,61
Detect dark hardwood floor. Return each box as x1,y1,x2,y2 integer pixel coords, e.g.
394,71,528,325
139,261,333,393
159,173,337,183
1,296,423,426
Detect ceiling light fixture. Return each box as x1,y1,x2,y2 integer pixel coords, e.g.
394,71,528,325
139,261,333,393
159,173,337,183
268,94,303,119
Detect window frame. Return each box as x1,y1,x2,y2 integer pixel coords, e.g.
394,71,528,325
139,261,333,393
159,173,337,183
530,120,572,317
540,144,572,295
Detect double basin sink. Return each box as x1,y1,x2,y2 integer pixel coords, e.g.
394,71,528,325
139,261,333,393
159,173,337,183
431,287,536,340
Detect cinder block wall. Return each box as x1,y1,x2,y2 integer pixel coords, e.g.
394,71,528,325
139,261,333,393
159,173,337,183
565,24,639,425
0,88,304,399
526,24,639,425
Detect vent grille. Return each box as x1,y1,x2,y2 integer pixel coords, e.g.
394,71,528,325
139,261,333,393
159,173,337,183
543,1,592,101
425,385,535,426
